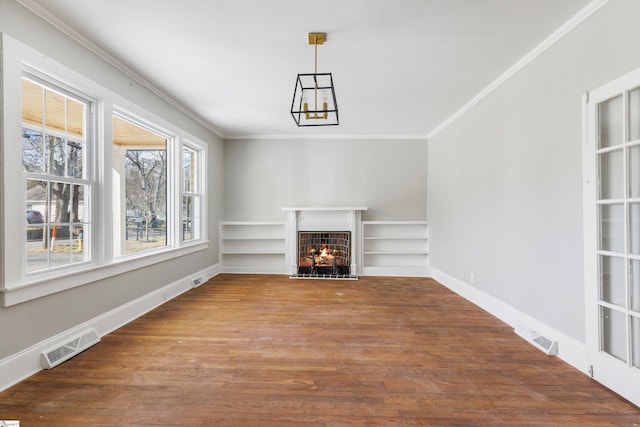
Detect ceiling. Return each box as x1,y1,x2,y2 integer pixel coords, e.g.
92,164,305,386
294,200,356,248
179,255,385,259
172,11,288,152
23,0,592,140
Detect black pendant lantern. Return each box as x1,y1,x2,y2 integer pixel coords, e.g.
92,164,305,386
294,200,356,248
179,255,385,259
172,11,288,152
291,33,339,127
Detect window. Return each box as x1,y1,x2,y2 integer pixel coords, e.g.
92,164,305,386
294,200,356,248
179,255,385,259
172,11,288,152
182,144,202,242
112,113,169,257
1,35,208,306
21,77,92,274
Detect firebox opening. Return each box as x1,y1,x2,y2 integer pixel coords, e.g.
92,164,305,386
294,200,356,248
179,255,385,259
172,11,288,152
297,231,350,276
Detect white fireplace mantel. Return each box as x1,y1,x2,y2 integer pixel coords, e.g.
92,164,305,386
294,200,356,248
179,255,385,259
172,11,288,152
282,207,367,276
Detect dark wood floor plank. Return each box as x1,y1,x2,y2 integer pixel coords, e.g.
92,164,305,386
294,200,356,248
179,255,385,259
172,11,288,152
1,274,639,426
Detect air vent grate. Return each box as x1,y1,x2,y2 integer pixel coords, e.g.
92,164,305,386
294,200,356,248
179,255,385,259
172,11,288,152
515,324,558,355
41,329,100,369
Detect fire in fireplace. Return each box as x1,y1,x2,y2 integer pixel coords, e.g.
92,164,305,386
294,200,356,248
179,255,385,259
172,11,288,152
297,231,350,276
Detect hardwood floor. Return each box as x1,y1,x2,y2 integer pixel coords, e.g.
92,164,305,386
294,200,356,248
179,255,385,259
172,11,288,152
1,274,639,426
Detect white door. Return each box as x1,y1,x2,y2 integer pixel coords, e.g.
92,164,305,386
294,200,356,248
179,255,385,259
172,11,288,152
584,67,640,407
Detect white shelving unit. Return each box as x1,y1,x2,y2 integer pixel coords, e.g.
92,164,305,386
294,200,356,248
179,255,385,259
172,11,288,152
361,221,429,277
219,221,287,274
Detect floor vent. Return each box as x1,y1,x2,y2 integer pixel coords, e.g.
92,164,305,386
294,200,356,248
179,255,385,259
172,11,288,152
191,276,205,287
41,329,100,369
515,324,558,355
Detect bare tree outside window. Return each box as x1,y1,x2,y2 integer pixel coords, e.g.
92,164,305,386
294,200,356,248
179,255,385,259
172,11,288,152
125,149,167,243
112,114,168,256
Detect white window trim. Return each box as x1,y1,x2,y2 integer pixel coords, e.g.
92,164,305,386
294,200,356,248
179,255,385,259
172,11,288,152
180,139,207,243
0,34,209,307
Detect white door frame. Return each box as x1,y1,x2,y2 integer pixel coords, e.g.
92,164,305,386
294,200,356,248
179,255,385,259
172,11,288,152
583,66,640,408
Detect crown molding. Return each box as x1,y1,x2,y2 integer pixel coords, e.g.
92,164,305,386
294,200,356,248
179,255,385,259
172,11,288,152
426,0,609,141
16,0,226,140
224,133,428,141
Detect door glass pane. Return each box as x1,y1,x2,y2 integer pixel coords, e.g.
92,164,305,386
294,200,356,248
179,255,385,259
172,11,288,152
629,87,640,142
600,204,625,253
632,260,640,313
599,95,623,148
601,306,627,362
601,255,626,307
598,149,624,200
631,203,640,255
632,316,640,369
631,145,640,198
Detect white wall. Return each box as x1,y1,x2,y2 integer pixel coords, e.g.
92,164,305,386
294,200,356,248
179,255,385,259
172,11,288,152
224,138,428,221
0,1,223,359
428,0,640,344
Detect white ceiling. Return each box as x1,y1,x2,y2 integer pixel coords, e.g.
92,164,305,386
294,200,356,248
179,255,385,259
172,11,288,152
24,0,592,139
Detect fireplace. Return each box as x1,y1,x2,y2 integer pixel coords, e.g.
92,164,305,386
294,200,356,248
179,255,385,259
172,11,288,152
297,231,350,276
282,207,366,279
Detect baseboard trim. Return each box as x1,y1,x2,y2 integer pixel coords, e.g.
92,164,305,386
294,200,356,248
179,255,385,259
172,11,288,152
362,265,430,277
221,265,288,274
431,267,587,374
0,263,221,392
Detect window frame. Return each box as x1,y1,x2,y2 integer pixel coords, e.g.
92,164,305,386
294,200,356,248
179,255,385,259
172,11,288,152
180,140,205,243
21,74,95,276
0,34,208,307
111,108,174,259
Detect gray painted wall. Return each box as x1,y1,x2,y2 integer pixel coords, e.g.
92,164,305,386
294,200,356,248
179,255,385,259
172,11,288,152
0,1,223,358
223,138,428,221
428,0,640,343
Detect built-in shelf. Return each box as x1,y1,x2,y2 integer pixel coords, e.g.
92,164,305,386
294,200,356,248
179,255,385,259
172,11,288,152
219,218,429,277
219,222,287,274
363,251,428,255
361,221,429,277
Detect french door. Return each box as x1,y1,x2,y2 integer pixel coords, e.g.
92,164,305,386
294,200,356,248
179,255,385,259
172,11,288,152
584,67,640,407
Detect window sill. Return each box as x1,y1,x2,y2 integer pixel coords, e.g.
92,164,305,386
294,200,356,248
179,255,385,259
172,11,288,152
1,241,209,307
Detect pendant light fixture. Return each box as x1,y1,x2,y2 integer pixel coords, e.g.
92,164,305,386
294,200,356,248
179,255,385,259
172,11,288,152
291,32,339,126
